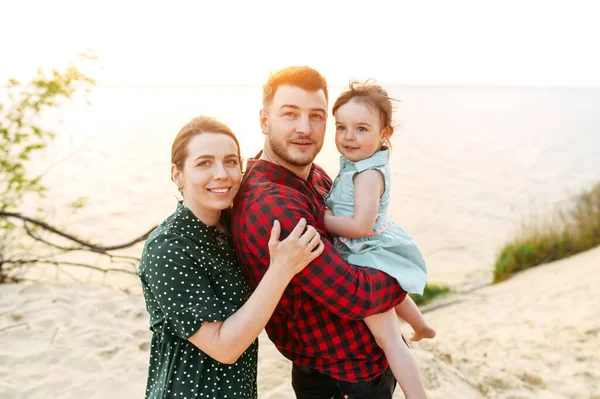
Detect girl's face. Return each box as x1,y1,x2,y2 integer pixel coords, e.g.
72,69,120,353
334,98,391,162
172,132,242,219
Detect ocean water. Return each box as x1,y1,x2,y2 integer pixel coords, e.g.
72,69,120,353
8,85,600,288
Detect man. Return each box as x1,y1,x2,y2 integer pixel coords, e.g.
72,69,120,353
232,66,407,398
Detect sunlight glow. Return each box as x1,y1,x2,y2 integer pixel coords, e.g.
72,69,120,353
1,0,599,86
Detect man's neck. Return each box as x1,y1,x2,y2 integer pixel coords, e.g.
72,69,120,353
259,149,312,181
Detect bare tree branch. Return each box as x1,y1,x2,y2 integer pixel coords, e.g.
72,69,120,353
22,222,141,263
3,258,138,275
1,211,156,251
23,222,81,252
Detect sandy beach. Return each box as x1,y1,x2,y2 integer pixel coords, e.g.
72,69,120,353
1,247,598,398
2,2,600,397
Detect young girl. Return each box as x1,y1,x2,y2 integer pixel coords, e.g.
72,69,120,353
324,80,435,398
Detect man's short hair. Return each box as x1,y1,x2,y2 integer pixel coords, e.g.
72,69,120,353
262,66,328,107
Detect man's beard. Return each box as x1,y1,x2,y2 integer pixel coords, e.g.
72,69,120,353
266,131,321,167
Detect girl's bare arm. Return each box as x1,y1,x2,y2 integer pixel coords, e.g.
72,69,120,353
324,169,384,238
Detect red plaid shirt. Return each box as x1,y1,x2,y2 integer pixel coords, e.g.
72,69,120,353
231,156,406,383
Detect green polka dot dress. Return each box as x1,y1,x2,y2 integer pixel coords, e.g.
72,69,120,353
138,203,258,399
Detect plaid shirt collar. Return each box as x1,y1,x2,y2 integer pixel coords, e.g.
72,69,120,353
244,152,330,199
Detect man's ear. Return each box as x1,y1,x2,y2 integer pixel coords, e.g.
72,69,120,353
259,109,269,135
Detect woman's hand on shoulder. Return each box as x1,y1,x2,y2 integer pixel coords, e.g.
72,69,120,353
268,218,324,277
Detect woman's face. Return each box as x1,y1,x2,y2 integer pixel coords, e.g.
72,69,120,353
173,132,242,216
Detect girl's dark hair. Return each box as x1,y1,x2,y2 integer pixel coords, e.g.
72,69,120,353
333,80,397,149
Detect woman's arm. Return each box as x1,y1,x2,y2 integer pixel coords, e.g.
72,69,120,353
324,169,384,239
188,218,324,364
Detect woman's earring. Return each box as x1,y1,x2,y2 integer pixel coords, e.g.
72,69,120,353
178,186,184,195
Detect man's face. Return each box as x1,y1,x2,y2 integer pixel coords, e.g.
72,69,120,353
261,85,328,173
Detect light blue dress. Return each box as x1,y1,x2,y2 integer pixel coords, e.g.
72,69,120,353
325,149,428,295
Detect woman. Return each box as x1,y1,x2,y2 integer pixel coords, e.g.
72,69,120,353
138,116,324,398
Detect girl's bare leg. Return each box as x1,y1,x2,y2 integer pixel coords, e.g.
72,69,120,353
364,309,427,399
395,295,436,341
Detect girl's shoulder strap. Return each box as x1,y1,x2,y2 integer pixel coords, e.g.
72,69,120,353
353,149,390,173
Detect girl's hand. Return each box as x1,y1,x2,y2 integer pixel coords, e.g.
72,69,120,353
268,218,324,277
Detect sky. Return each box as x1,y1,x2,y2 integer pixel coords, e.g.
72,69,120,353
1,0,599,87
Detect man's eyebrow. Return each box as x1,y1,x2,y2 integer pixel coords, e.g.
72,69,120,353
279,104,301,110
280,104,327,113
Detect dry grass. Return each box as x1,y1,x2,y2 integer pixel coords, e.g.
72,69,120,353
494,183,600,282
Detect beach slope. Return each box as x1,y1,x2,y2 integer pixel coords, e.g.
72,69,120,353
0,247,598,398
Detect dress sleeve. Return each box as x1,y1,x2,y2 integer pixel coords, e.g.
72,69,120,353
240,189,406,320
139,233,237,339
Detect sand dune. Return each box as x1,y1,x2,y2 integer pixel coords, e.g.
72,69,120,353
412,247,600,398
1,247,599,398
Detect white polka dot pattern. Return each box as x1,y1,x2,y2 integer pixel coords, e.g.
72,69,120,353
139,203,258,398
